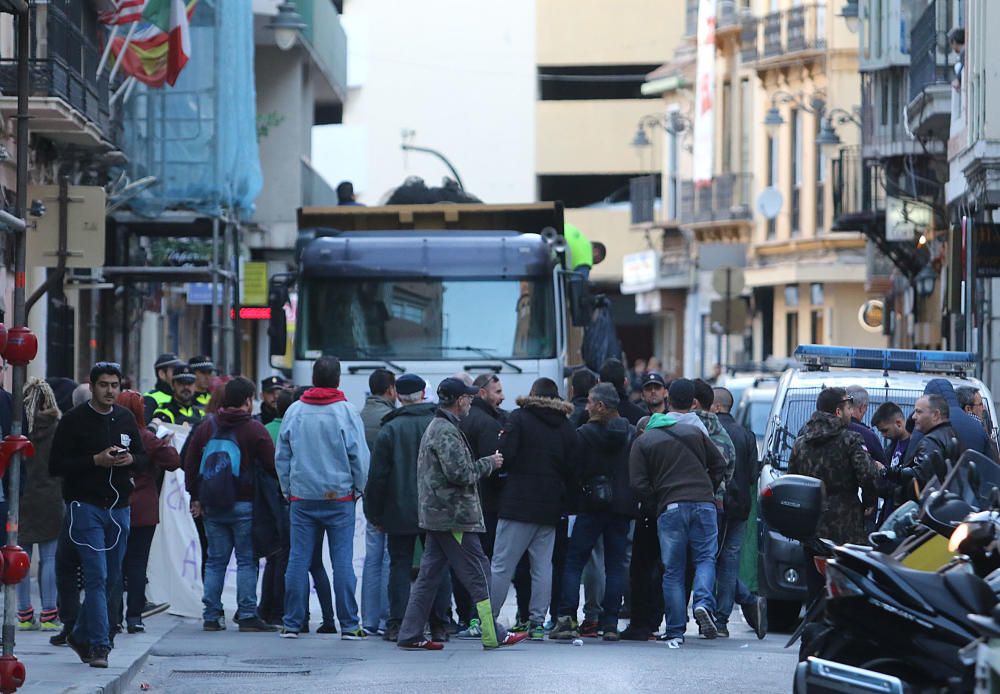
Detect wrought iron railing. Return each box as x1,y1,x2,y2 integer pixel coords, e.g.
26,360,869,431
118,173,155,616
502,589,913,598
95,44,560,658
678,173,753,225
908,0,952,102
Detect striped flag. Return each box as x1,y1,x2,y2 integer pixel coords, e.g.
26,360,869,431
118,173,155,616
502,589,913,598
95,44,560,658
99,0,147,26
108,0,197,88
142,0,192,86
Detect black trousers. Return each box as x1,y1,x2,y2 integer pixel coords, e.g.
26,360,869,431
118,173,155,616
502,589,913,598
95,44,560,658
55,512,82,630
387,533,451,629
628,515,663,632
258,547,289,623
122,525,156,624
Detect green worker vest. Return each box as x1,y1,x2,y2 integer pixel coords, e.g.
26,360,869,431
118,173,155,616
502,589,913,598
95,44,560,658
564,221,593,270
194,391,211,408
144,389,172,408
153,402,203,425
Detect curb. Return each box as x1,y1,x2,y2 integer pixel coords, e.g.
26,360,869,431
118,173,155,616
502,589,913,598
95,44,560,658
97,618,184,694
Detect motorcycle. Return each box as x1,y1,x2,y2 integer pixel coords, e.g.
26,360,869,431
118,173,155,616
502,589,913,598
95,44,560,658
762,449,1000,693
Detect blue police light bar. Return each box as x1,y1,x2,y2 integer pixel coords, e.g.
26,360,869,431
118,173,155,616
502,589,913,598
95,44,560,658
793,345,977,374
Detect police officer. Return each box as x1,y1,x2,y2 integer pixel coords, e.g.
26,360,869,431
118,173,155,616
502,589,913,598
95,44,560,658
188,356,215,408
152,365,203,425
258,375,287,425
143,353,183,423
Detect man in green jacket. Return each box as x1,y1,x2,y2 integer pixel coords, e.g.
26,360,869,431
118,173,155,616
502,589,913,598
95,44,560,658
396,378,528,651
365,374,451,642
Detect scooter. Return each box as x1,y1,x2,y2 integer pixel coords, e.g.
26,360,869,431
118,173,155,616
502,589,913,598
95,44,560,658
763,450,1000,692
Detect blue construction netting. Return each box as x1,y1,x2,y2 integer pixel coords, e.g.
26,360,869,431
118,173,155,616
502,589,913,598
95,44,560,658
119,0,262,219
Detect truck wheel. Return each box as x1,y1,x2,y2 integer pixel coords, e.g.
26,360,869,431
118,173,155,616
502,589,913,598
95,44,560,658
767,599,802,633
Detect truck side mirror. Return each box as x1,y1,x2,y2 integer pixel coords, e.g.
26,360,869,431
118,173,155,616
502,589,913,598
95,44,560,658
567,272,592,327
268,277,290,358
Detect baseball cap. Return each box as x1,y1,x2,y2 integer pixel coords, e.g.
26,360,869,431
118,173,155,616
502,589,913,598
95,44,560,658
171,365,196,384
154,353,183,370
188,356,215,373
641,372,666,388
395,373,427,396
437,377,479,401
261,375,287,392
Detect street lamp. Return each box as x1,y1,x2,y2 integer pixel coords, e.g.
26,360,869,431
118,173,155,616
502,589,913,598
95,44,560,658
839,0,861,34
815,117,842,155
268,1,306,51
631,111,691,220
764,106,785,137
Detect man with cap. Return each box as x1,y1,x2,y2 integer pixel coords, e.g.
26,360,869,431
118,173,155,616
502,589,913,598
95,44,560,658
152,365,204,426
640,372,668,415
364,373,453,643
395,377,527,650
188,356,215,408
143,353,183,423
258,375,287,426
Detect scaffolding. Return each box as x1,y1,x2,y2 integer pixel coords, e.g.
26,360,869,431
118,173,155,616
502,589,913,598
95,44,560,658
107,0,261,378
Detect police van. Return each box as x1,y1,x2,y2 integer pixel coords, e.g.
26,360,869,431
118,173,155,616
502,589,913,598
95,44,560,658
756,345,999,631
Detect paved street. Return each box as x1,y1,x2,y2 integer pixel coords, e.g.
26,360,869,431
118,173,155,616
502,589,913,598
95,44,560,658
126,619,798,693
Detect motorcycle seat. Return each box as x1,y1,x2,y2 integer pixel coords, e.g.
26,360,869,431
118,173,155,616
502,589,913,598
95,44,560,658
944,571,997,617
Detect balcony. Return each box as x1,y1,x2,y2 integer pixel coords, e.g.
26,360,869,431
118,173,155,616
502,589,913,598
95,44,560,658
0,4,118,147
301,159,339,207
741,3,826,73
831,146,885,224
296,0,348,104
717,0,747,36
678,173,752,231
905,0,952,141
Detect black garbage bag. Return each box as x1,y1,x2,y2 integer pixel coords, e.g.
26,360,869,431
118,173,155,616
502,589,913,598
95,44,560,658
582,295,621,373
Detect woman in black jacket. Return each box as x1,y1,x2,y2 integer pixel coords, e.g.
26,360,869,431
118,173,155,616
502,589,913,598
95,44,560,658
487,378,577,638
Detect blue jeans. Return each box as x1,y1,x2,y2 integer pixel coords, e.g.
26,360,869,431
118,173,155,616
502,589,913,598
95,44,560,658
17,539,58,613
558,511,630,629
715,515,753,626
658,502,718,639
68,502,130,648
283,500,359,632
202,501,257,622
361,522,390,632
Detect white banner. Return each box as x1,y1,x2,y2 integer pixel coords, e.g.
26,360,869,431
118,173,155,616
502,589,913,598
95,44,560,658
693,0,717,185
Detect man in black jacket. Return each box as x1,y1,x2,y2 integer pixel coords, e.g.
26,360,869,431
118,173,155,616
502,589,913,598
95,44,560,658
489,378,576,639
550,383,637,642
711,387,766,639
365,374,452,643
892,394,958,499
50,362,146,669
569,368,597,427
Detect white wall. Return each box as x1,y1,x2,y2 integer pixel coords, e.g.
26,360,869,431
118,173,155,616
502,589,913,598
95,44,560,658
311,0,537,205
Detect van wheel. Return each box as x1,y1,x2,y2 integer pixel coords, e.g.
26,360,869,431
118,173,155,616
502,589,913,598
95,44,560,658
767,599,802,633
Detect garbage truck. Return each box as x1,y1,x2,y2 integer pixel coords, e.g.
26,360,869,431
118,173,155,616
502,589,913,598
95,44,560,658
267,202,599,404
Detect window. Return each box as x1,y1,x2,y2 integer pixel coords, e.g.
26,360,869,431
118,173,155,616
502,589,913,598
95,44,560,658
722,80,733,173
299,278,556,360
785,284,799,308
740,78,752,174
537,64,660,100
786,312,799,356
816,116,826,233
791,109,802,236
767,134,777,239
810,309,824,344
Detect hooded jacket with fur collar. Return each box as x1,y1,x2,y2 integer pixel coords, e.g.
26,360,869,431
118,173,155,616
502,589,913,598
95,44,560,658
496,396,578,525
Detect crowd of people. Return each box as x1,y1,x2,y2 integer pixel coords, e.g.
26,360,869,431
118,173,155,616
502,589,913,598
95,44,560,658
26,351,770,665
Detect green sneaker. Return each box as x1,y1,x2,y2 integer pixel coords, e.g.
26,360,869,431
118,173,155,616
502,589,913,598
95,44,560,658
529,623,545,641
17,619,37,631
511,619,530,633
456,618,482,639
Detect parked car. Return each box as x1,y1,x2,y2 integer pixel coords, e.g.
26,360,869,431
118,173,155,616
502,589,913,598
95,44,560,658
757,344,999,632
734,377,779,458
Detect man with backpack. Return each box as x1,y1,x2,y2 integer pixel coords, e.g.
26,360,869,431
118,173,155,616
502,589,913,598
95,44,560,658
711,387,767,639
184,377,278,633
276,356,370,640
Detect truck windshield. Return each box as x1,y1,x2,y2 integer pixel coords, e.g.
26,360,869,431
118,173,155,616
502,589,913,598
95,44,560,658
298,277,556,360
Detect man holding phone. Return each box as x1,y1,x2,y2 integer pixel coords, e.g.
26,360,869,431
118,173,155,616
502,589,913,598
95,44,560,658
50,362,146,669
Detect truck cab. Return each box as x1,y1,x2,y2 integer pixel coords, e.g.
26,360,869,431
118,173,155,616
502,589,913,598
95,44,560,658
268,203,588,405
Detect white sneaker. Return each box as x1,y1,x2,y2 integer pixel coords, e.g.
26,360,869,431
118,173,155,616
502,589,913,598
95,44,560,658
279,628,298,639
663,637,683,649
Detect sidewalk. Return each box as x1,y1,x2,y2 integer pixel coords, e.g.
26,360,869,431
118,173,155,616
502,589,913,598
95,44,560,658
15,614,181,694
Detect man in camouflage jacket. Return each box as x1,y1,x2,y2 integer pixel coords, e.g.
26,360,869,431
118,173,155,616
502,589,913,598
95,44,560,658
788,387,882,600
694,380,736,504
396,378,527,652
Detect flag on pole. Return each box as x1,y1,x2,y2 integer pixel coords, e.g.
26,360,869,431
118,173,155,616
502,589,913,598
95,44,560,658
106,0,197,88
99,0,147,26
142,0,193,86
